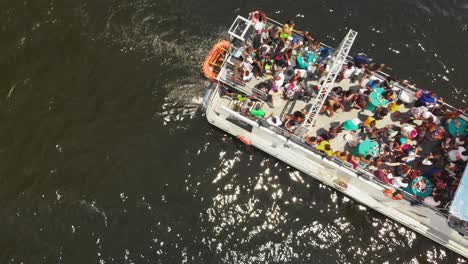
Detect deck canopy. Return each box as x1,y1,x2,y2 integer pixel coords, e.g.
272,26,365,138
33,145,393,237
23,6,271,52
450,164,468,222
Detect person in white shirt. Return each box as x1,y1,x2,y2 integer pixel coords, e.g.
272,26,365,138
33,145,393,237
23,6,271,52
268,86,284,108
243,70,253,82
423,196,441,207
351,65,366,83
342,62,356,79
422,109,441,125
391,175,409,188
447,146,468,162
284,81,300,99
273,71,285,88
266,116,283,127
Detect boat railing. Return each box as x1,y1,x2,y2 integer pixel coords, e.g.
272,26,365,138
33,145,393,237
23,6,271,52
239,113,452,218
216,53,270,101
372,72,468,120
264,16,467,120
214,15,463,217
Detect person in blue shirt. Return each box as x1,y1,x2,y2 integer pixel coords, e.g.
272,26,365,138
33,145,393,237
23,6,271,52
316,47,332,63
366,79,380,90
353,54,369,67
416,91,443,108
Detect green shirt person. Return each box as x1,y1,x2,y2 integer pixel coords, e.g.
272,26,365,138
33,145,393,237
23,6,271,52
250,104,266,118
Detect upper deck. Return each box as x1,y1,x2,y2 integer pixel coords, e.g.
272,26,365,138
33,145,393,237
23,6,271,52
204,13,468,257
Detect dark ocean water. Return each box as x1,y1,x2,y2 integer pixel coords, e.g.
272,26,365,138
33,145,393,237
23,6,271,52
0,0,467,263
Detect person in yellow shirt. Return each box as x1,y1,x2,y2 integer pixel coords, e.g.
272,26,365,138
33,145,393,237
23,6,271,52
280,21,295,39
333,150,348,161
388,100,403,119
316,140,333,156
363,116,377,129
387,100,402,113
280,20,304,40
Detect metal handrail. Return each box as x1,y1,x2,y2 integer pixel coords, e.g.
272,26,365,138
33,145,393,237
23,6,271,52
211,15,462,218
247,115,451,217
265,16,467,119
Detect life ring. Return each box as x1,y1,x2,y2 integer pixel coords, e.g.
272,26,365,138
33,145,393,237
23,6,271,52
238,136,252,145
202,40,230,81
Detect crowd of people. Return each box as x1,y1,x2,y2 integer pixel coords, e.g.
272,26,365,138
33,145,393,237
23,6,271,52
224,10,467,209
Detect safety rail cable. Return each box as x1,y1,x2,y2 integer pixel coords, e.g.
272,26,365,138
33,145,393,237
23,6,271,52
211,16,465,217
227,16,462,118
266,16,466,119
265,17,334,50
355,168,450,216
216,17,270,101
236,113,451,217
214,15,462,217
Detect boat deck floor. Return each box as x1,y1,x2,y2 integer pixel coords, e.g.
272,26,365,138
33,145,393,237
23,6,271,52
222,72,435,159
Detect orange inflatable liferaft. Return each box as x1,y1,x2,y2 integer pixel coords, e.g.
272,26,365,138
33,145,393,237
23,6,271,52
383,189,403,200
202,40,230,81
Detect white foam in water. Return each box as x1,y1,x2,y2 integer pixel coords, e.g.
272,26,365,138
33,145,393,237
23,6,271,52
417,42,426,52
55,190,62,201
388,47,400,54
370,26,383,34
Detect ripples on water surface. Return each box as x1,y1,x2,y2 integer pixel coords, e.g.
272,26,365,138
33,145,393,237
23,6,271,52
0,0,467,263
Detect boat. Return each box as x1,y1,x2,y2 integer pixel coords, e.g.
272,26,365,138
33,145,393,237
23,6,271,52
201,14,468,258
202,39,230,81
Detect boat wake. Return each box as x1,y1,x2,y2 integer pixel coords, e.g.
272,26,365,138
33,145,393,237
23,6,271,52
77,0,228,128
89,1,224,106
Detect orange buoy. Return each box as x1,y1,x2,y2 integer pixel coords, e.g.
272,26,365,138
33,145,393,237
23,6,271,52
238,135,252,145
383,189,403,200
202,40,230,81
